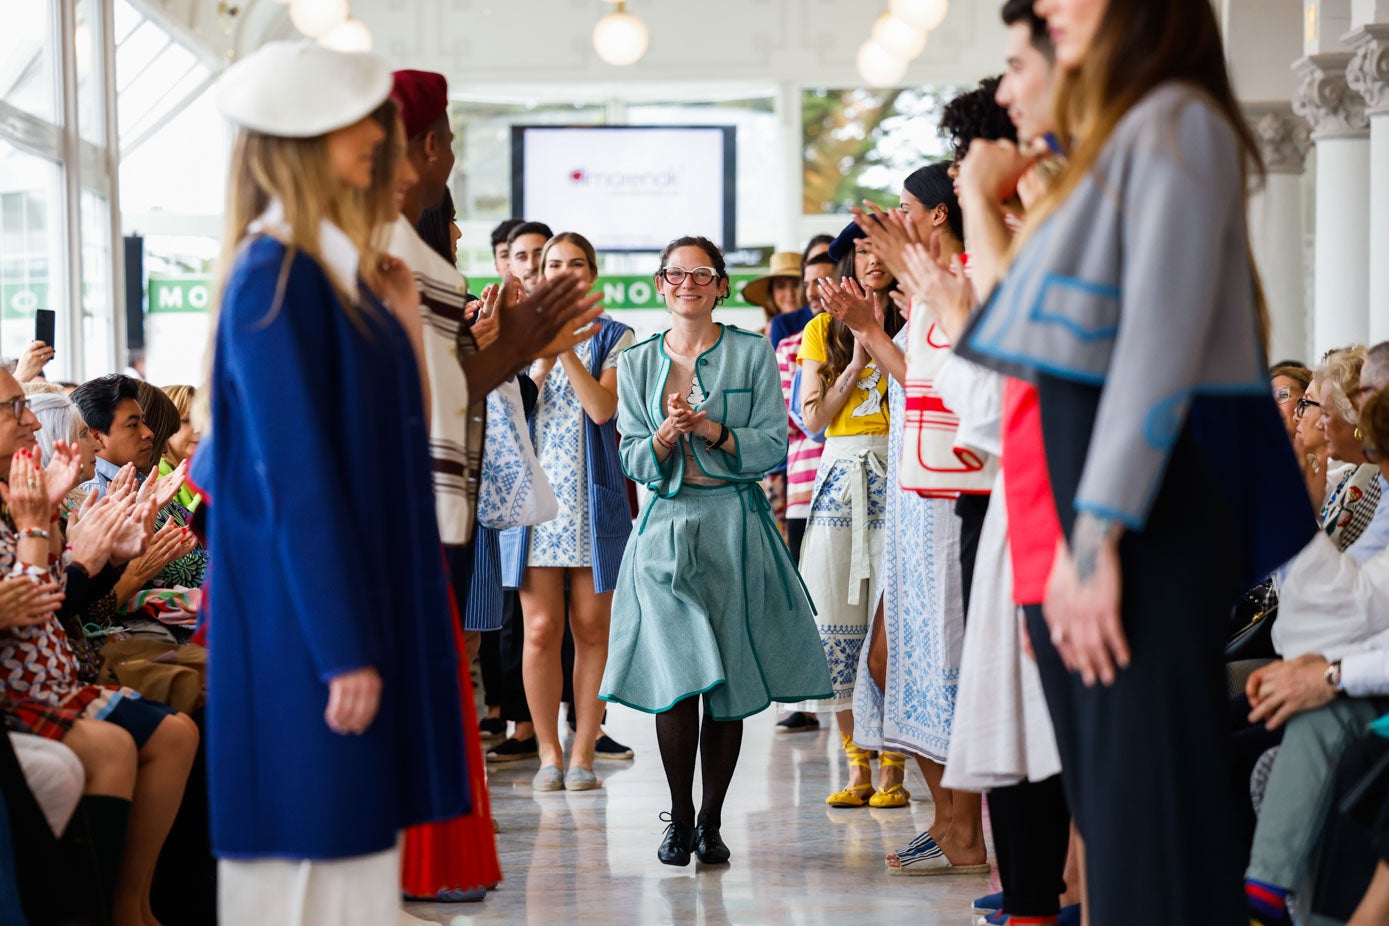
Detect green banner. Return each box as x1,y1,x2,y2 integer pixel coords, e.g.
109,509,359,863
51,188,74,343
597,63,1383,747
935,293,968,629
148,277,214,314
0,282,52,319
467,273,763,310
148,272,768,313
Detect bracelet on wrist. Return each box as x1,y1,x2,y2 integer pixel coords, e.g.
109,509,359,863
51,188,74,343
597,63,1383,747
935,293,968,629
17,527,50,542
655,433,676,451
706,424,731,452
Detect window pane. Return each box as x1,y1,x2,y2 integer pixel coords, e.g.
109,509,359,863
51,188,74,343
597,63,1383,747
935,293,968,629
450,99,606,224
0,0,58,124
76,0,105,144
80,188,113,377
119,85,226,214
628,96,777,251
0,139,64,365
802,86,963,215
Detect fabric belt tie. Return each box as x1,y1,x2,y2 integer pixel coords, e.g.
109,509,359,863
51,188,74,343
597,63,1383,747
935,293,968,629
836,448,887,606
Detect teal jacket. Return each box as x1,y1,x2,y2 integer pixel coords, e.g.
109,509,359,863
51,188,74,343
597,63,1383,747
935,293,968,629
617,324,787,498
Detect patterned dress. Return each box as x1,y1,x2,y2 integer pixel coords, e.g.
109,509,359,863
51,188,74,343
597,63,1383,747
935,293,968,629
527,332,635,568
852,330,966,761
0,524,148,735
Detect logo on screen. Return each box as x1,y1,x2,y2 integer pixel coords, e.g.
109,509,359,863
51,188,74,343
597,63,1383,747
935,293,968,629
566,167,677,193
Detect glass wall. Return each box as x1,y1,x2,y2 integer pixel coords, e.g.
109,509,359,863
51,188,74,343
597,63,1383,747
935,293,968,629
0,0,121,380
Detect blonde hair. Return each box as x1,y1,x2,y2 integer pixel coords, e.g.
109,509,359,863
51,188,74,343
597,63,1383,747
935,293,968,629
202,106,390,429
162,384,195,418
1317,345,1368,426
357,100,404,295
541,232,599,283
22,382,66,396
1019,0,1270,344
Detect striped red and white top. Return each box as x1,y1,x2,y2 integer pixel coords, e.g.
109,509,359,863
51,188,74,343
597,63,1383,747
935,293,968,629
776,329,824,519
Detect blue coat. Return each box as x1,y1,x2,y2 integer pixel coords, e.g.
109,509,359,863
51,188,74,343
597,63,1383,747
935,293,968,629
192,238,469,860
500,318,634,594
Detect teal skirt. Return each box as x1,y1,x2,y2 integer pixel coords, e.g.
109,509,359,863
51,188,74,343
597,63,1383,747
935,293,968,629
600,482,832,721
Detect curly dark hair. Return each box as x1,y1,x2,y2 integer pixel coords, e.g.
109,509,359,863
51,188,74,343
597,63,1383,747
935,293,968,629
939,76,1017,163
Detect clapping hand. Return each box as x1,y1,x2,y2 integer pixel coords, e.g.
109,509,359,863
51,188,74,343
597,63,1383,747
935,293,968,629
898,234,976,343
42,441,82,507
818,277,881,335
141,459,187,511
848,200,923,284
665,392,708,436
1,450,54,531
500,272,604,362
375,256,422,318
957,138,1038,205
0,576,64,630
125,520,197,585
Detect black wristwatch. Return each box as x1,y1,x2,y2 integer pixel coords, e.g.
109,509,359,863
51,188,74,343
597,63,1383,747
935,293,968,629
706,424,731,451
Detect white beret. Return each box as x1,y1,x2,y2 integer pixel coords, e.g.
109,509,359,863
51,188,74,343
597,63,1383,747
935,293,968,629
214,40,392,138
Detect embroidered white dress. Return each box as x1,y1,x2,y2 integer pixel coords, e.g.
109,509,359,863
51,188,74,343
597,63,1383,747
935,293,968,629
851,328,966,761
527,331,635,568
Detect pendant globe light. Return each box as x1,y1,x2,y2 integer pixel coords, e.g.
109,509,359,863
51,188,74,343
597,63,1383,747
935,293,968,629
289,0,348,39
593,1,649,67
870,13,928,60
319,17,372,52
856,38,909,88
889,0,948,33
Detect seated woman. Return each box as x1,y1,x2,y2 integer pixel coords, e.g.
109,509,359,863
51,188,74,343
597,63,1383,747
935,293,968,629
159,385,201,511
1272,362,1312,444
1309,347,1380,551
0,364,199,926
1244,381,1389,926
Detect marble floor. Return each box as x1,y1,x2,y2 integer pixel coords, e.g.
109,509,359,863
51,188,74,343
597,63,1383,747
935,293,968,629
404,706,997,926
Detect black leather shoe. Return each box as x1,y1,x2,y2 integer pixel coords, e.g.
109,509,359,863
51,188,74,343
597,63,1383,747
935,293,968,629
695,820,730,864
657,813,695,866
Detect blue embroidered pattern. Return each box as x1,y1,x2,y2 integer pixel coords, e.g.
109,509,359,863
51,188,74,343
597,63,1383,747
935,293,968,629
529,340,596,568
852,331,965,762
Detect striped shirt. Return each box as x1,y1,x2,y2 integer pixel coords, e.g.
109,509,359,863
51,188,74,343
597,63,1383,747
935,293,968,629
776,329,824,518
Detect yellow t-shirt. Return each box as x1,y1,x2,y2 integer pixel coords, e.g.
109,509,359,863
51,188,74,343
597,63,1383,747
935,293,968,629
798,312,889,437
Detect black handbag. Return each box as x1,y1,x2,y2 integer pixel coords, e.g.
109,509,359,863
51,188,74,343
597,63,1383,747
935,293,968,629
1226,578,1279,662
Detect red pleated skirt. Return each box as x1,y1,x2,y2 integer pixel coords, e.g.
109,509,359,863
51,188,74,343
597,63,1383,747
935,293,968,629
400,587,502,897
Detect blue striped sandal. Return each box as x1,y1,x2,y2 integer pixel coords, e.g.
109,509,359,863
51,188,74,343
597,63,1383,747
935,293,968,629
886,831,991,877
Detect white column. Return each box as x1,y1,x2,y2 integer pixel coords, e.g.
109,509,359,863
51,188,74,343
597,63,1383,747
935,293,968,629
1294,52,1372,354
1246,105,1313,363
1346,24,1389,344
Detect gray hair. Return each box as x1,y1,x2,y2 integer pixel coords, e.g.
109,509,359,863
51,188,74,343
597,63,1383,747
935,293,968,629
29,392,82,466
1363,341,1389,393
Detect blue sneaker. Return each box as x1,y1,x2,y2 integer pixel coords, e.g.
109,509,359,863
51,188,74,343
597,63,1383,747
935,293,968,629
972,892,1004,915
983,910,1009,925
1058,904,1081,926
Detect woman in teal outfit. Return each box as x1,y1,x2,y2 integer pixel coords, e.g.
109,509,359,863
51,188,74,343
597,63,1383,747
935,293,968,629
600,236,831,868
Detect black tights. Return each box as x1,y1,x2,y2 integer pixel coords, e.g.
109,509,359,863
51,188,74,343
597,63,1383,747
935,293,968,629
655,694,743,827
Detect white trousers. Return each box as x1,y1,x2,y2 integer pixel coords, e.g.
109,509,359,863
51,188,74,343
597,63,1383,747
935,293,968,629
218,842,402,926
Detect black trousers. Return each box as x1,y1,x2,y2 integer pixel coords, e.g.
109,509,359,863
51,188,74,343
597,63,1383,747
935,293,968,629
1310,733,1389,921
478,630,502,708
786,517,807,564
986,774,1070,917
955,493,990,621
1024,511,1246,926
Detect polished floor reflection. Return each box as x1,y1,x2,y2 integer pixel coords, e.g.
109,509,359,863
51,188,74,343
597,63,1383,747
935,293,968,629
405,707,996,925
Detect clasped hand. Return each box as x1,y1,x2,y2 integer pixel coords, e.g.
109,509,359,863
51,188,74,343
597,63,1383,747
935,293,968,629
659,392,710,445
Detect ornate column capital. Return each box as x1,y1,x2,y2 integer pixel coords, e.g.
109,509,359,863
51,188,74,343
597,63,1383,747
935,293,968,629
1245,104,1312,174
1346,23,1389,117
1293,52,1370,140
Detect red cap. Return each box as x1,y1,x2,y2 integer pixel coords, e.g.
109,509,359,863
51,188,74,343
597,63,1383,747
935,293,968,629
391,70,448,139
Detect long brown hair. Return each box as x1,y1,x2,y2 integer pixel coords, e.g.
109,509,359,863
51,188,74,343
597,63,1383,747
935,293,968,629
1029,0,1270,341
809,243,900,408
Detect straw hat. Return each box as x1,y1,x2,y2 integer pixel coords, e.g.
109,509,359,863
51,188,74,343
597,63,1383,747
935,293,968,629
741,252,804,309
215,41,392,138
